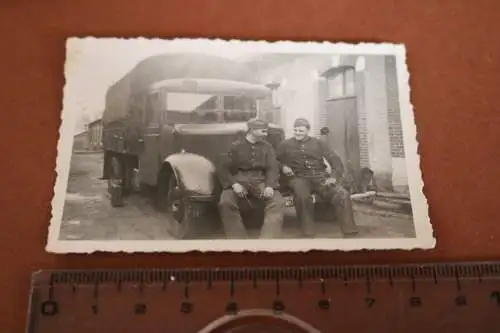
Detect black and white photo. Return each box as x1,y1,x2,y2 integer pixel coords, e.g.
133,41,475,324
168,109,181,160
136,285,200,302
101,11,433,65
46,38,434,253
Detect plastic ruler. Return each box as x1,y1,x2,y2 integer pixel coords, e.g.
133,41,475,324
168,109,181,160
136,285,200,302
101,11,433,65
26,261,500,332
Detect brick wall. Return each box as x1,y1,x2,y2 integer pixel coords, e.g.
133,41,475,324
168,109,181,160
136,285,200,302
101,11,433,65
355,70,370,168
316,76,329,136
385,55,405,158
360,55,394,190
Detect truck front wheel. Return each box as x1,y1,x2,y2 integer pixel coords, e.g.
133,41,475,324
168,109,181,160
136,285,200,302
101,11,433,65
158,172,196,239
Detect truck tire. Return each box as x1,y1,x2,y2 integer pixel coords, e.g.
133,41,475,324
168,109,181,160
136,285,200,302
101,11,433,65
107,156,124,207
161,173,196,239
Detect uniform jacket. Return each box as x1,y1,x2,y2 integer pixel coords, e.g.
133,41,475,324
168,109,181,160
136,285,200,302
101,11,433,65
276,136,344,178
217,137,280,189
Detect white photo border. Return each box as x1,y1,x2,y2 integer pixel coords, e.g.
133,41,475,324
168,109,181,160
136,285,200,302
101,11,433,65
46,37,435,253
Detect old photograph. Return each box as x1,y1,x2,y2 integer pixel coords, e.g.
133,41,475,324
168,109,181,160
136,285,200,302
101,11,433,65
46,38,434,253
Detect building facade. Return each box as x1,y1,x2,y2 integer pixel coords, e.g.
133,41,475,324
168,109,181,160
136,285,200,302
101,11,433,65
87,118,103,151
245,54,408,194
73,131,89,151
72,118,103,152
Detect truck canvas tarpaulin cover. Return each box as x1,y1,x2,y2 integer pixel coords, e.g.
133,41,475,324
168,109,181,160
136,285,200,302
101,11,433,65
102,53,262,125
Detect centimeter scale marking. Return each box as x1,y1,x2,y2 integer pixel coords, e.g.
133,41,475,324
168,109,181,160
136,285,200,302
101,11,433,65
27,262,500,333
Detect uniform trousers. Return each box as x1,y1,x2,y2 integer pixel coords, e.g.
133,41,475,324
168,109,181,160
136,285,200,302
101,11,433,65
289,176,358,237
218,172,284,239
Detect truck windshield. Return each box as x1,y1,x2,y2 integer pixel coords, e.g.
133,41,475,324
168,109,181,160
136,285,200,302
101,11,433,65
164,92,258,124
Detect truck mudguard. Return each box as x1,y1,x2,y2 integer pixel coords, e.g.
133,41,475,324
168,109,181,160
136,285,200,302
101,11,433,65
163,152,219,197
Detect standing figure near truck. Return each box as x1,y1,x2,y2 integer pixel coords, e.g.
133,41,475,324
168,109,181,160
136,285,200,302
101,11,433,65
217,118,284,239
276,118,358,237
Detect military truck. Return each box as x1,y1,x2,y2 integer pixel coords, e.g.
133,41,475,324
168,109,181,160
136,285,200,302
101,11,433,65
101,53,285,239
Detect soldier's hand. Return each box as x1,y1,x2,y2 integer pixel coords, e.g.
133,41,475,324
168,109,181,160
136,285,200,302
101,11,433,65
282,165,294,176
262,187,274,199
232,183,246,198
325,165,332,175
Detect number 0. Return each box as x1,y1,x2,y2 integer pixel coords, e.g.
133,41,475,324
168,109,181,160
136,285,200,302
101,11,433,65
40,301,58,316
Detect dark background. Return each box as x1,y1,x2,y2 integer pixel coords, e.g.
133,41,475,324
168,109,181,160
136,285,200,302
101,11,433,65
1,0,499,331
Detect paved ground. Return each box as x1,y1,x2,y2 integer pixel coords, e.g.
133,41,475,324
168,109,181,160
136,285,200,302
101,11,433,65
58,152,416,241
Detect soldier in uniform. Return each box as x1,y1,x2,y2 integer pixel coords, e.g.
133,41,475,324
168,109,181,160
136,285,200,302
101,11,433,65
217,118,284,239
276,118,358,237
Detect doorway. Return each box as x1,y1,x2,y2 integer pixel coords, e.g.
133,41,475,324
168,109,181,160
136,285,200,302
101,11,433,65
322,66,362,186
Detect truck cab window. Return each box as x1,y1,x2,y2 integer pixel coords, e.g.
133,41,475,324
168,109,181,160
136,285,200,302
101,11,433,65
160,92,260,124
222,96,257,122
223,96,256,111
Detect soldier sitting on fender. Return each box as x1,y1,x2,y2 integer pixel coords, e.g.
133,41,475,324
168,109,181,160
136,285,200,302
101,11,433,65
276,118,358,238
216,118,284,239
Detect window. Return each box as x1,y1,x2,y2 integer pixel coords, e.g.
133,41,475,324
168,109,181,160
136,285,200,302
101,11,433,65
324,66,355,100
223,96,257,122
162,92,258,124
223,96,256,111
166,92,216,112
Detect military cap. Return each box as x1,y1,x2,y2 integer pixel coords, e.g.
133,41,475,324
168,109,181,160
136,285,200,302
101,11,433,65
293,118,311,129
247,118,268,130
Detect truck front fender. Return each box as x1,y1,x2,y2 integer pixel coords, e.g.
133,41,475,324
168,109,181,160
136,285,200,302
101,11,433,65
163,153,219,197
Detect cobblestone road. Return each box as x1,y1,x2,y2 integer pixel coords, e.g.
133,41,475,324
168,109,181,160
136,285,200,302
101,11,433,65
58,152,416,241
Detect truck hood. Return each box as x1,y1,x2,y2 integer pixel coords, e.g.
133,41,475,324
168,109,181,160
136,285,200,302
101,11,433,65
173,122,281,135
